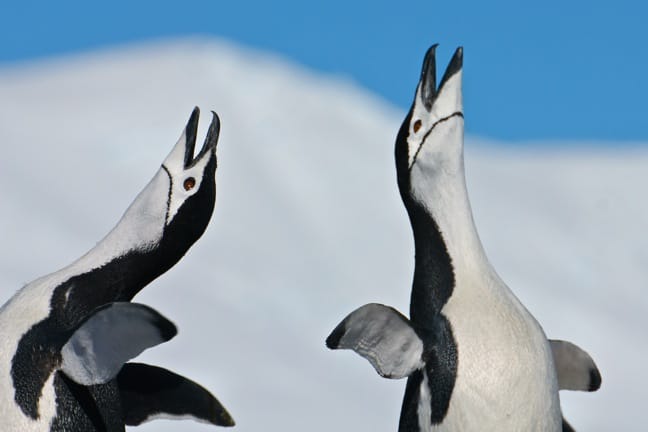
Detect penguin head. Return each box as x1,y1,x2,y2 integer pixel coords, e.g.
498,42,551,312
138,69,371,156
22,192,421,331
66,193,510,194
85,106,220,299
395,45,464,205
158,106,219,251
112,107,219,258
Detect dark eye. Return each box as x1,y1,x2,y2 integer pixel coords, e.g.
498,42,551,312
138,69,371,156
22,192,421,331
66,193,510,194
183,177,196,191
413,119,422,133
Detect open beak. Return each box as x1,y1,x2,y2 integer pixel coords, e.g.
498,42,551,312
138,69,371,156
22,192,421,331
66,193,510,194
183,107,220,169
417,45,463,112
165,107,220,170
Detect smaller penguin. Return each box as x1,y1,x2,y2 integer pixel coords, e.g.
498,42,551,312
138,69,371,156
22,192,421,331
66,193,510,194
326,46,601,431
0,108,234,431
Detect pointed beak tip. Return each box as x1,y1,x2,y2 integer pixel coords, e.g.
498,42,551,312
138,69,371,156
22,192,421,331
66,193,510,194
180,108,202,166
419,44,439,110
423,44,438,68
211,111,221,136
210,110,221,129
451,46,464,72
188,106,201,126
201,110,221,154
186,107,201,134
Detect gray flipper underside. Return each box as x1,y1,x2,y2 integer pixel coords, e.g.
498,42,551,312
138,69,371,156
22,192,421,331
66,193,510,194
550,339,601,391
117,363,235,427
326,303,424,379
61,302,177,386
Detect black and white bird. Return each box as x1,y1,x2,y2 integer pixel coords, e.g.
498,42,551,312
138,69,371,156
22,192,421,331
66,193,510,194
326,47,601,431
0,108,234,431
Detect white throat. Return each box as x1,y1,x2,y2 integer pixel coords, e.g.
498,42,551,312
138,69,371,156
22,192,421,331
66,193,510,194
409,118,491,277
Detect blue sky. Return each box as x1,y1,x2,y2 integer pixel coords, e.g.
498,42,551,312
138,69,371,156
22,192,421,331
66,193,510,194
1,0,646,142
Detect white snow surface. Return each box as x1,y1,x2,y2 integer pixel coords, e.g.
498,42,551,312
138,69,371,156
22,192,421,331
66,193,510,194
0,38,645,431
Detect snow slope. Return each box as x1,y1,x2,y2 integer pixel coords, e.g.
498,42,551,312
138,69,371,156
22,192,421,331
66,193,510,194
0,38,645,431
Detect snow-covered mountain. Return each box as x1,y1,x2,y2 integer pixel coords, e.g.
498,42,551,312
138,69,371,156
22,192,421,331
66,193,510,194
0,38,645,431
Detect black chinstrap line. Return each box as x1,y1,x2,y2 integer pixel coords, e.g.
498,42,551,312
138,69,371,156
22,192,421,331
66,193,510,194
161,165,173,225
408,111,464,173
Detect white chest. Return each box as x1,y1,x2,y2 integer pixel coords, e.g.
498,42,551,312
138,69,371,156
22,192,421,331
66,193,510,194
426,273,562,431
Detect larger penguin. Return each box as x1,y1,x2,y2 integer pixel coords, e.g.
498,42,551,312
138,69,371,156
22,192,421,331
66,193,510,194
326,47,601,431
0,108,234,430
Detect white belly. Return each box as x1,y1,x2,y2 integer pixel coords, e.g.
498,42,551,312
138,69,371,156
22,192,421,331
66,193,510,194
420,275,562,431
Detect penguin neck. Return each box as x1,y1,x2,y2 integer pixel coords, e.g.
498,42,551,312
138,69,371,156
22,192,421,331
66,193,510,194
433,179,485,261
405,156,493,323
57,159,213,305
79,168,170,270
29,169,173,308
28,162,212,311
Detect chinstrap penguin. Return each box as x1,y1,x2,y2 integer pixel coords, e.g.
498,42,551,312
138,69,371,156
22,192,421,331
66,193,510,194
0,107,234,430
326,46,601,431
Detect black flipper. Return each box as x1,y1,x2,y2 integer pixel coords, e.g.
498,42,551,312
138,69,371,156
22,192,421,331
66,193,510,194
562,416,575,432
117,363,234,427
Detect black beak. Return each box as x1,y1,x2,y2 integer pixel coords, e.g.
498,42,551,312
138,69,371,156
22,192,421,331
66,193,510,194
183,107,200,169
420,44,438,111
419,45,464,111
192,110,220,167
183,107,221,169
438,47,463,91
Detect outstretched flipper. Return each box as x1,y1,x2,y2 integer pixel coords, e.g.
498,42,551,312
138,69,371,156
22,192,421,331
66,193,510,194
326,303,424,379
550,339,601,391
117,363,235,427
61,302,177,386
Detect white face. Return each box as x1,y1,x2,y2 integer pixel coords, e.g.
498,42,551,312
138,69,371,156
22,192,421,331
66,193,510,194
161,125,216,225
399,51,465,222
105,108,219,255
406,70,464,176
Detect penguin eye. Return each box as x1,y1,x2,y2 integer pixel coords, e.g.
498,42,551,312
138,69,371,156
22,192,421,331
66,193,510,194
183,177,196,191
413,119,422,133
